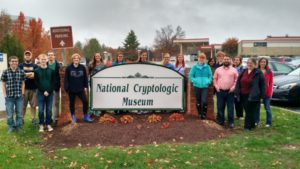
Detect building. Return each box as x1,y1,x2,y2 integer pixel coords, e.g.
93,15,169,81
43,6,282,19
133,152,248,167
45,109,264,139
238,35,300,57
199,44,222,59
173,38,209,55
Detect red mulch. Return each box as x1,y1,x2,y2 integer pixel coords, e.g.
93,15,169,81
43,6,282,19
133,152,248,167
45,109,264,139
43,113,232,149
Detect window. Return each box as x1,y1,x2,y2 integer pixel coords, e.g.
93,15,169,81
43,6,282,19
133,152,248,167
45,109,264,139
272,62,293,74
288,68,300,76
253,42,267,47
0,53,3,62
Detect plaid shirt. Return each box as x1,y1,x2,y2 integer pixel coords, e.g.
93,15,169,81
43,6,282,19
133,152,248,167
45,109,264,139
1,67,25,98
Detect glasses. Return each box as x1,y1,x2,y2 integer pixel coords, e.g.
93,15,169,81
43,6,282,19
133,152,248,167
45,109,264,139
118,55,124,57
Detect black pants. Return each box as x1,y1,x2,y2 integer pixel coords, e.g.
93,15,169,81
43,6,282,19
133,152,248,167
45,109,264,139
194,87,208,106
68,91,88,115
234,97,244,118
240,94,260,130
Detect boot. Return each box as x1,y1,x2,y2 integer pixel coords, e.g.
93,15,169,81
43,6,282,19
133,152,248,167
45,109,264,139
83,114,93,123
197,104,204,120
202,104,207,120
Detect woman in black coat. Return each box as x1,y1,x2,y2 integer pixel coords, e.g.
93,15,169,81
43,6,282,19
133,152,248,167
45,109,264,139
235,58,266,130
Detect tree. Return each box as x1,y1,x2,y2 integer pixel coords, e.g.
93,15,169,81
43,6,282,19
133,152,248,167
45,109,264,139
0,34,24,62
153,25,185,55
11,11,26,46
83,38,103,61
222,37,239,57
123,30,140,61
74,41,83,51
0,10,12,42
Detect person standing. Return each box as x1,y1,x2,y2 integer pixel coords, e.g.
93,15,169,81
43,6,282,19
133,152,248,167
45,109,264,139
34,54,55,132
88,52,106,75
64,53,92,123
258,57,273,127
213,55,238,128
233,56,244,120
175,54,185,76
1,56,25,133
47,50,61,126
215,51,225,68
19,50,38,125
189,53,212,119
112,52,126,66
235,58,266,131
162,53,175,70
136,50,149,63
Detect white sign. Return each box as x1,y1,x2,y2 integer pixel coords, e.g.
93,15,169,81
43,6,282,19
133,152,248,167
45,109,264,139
91,63,185,110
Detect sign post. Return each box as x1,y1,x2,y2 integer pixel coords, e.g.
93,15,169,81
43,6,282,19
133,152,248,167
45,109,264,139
50,26,73,65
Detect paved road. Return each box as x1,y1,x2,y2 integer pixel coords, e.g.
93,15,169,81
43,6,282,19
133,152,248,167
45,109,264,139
271,102,300,114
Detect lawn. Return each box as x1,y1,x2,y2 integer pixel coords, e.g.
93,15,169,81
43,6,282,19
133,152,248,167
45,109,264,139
0,107,299,169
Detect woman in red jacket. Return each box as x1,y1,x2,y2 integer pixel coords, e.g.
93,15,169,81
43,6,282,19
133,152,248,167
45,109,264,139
257,57,273,127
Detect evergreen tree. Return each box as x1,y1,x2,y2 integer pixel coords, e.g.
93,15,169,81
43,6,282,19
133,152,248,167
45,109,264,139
0,34,24,63
123,30,140,61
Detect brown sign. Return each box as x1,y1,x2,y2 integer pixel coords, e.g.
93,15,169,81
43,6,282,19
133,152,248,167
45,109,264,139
50,26,73,49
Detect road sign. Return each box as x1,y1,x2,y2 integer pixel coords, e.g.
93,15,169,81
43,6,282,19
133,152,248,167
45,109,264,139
50,26,73,49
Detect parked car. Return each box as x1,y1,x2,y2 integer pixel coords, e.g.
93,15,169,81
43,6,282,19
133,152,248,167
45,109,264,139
272,67,300,104
287,59,300,68
268,61,294,76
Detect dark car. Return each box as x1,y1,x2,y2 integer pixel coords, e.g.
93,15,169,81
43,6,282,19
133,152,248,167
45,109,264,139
268,61,294,76
272,67,300,104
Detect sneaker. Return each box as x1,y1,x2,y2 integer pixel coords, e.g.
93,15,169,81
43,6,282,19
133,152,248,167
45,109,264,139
39,125,44,132
7,127,14,133
47,125,53,132
265,124,271,128
83,114,93,123
238,117,244,120
229,123,235,129
32,119,39,126
71,115,77,124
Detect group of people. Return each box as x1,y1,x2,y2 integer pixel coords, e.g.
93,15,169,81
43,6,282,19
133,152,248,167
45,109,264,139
1,49,272,133
190,51,273,130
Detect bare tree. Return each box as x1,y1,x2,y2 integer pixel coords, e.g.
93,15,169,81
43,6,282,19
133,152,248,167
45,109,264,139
153,25,185,55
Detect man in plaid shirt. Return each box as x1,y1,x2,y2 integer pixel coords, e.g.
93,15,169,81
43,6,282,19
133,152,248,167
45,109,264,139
1,56,25,133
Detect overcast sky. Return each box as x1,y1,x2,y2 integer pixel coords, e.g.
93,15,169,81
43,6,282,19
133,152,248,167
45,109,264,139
1,0,300,48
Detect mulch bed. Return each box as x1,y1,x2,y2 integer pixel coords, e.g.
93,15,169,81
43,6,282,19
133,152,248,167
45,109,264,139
43,113,232,149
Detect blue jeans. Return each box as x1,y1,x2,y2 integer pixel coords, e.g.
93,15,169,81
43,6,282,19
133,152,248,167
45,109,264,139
256,98,272,125
5,97,23,129
37,92,53,125
216,90,234,125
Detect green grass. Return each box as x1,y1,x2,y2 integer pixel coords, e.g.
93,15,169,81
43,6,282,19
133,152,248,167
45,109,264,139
0,107,300,169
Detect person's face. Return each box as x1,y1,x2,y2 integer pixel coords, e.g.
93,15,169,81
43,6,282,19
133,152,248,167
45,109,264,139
47,52,55,61
177,55,183,63
259,59,267,69
198,55,206,64
117,54,124,62
217,54,224,62
209,59,215,66
72,55,80,64
223,57,231,66
234,58,241,66
140,52,148,61
247,60,255,70
164,54,170,63
95,53,102,62
9,59,19,69
39,56,47,65
24,52,32,62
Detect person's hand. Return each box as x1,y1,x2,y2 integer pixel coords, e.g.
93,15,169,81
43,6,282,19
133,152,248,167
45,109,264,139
84,88,88,96
216,88,220,92
229,88,235,93
44,91,49,96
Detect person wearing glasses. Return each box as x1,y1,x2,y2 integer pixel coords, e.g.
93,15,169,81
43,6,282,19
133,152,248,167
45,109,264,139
161,53,175,70
189,53,212,119
1,56,26,133
47,50,61,126
235,58,266,131
112,52,126,66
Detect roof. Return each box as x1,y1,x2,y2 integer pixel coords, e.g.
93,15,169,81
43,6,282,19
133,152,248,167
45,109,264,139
240,35,300,43
173,38,209,43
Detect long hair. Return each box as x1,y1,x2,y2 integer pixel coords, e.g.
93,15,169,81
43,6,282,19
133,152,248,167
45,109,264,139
258,57,269,69
89,52,103,74
208,57,216,67
234,56,242,67
175,54,185,68
136,49,148,62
